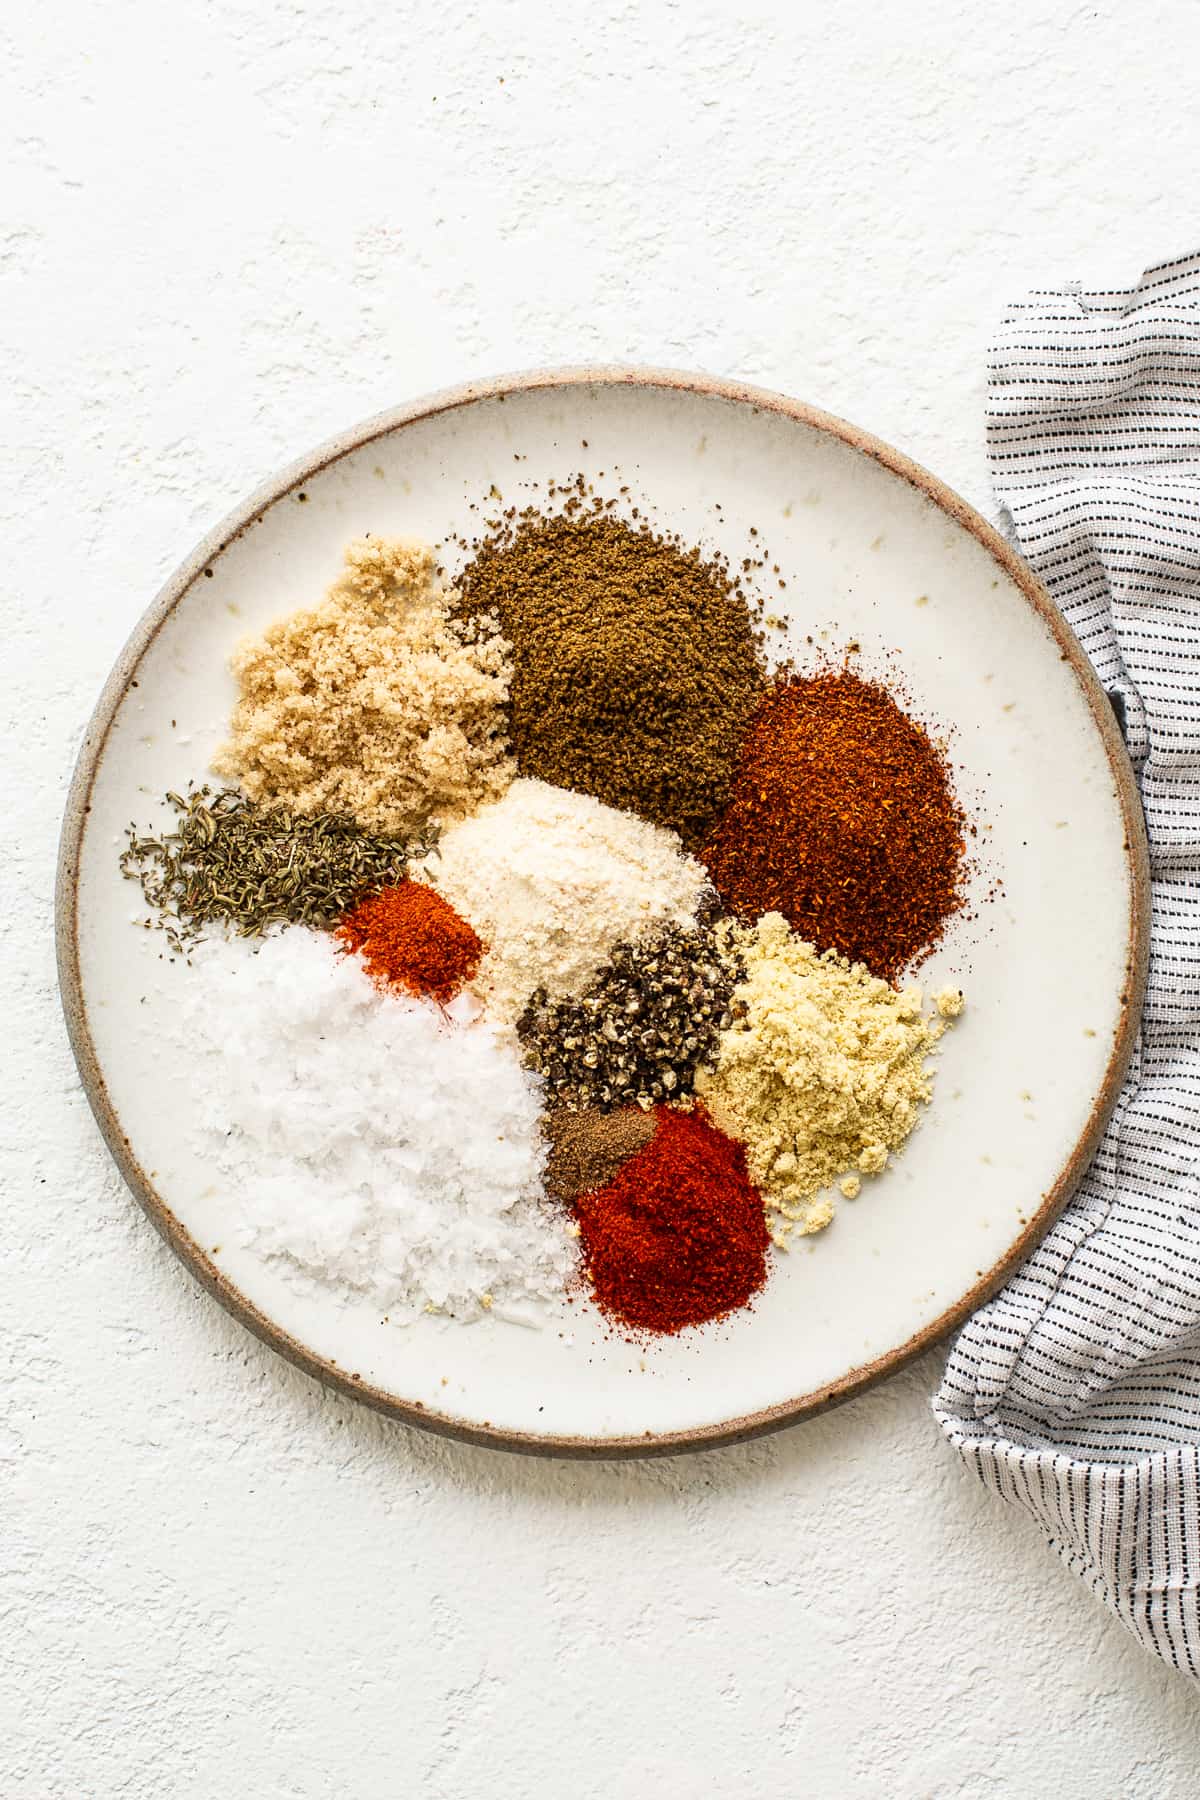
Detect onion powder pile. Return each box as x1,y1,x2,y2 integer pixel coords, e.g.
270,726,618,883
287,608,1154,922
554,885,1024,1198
182,928,575,1322
414,777,710,1025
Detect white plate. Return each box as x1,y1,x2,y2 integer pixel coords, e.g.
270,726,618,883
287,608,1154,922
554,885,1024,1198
57,369,1148,1457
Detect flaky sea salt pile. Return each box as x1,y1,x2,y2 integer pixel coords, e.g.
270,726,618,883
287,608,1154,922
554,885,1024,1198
183,928,575,1322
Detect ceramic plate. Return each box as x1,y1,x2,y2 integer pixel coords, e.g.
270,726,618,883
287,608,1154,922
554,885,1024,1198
57,369,1148,1457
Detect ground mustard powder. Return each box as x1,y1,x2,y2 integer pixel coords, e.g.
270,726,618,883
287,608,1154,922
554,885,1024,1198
695,912,961,1242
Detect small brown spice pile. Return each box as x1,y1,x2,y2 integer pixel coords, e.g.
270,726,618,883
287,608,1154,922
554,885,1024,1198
455,500,764,844
338,880,483,1005
541,1108,657,1206
516,919,742,1111
701,669,967,982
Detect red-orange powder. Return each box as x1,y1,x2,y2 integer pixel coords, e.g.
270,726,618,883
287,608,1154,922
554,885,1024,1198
574,1107,768,1335
338,879,483,1005
701,668,966,982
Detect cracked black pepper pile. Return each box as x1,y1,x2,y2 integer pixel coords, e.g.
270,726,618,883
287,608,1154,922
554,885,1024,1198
517,922,744,1112
454,492,765,846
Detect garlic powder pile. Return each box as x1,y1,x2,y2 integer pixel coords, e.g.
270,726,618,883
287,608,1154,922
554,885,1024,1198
696,911,959,1240
213,537,514,838
414,777,710,1025
183,928,575,1321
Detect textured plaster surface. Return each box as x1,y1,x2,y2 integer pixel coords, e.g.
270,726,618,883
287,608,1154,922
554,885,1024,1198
6,2,1200,1794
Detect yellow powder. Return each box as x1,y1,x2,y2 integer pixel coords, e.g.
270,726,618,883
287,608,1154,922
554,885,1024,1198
213,537,514,837
695,912,961,1243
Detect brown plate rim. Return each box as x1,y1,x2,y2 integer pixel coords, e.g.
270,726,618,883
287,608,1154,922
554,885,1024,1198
55,363,1151,1459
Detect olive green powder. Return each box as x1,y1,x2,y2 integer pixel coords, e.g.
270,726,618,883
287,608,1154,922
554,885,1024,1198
455,501,765,845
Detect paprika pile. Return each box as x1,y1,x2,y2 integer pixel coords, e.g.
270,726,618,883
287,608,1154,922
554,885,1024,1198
701,668,966,982
338,879,483,1005
574,1107,768,1334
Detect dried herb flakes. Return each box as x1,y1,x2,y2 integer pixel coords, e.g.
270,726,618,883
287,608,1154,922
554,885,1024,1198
120,786,428,950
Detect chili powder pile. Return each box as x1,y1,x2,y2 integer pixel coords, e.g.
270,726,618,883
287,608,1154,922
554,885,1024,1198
574,1107,768,1335
701,670,966,982
455,503,764,846
338,879,483,1004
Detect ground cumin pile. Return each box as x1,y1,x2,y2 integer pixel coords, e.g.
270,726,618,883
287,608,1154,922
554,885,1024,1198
695,912,962,1241
214,538,513,838
541,1108,657,1206
455,502,764,845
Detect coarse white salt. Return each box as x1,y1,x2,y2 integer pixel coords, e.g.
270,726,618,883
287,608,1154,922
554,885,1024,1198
414,777,710,1026
182,927,576,1323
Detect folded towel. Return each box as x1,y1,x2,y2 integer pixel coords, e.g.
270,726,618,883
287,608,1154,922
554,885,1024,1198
935,251,1200,1678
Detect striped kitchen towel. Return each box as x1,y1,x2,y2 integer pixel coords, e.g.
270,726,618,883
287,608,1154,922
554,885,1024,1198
934,250,1200,1677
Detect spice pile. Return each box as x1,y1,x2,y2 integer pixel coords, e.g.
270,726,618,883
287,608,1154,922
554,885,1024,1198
574,1108,769,1335
338,880,482,1005
124,501,972,1343
215,537,513,837
412,777,709,1024
455,502,763,844
185,928,573,1323
701,668,966,980
541,1109,657,1207
517,920,741,1111
696,912,961,1240
120,786,421,950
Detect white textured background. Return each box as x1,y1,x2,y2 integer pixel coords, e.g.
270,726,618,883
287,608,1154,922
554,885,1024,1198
7,3,1200,1794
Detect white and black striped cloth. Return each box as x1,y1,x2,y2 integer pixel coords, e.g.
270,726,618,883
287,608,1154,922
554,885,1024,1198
934,251,1200,1677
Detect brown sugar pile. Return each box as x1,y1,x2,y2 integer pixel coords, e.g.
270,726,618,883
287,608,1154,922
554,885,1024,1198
214,537,514,839
542,1108,657,1205
455,502,764,845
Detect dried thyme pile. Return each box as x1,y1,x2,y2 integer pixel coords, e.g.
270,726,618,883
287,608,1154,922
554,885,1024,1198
517,920,743,1112
120,786,428,950
455,498,765,846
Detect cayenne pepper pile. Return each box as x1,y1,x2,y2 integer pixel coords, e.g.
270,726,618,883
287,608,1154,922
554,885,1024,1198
574,1107,768,1334
701,668,966,982
338,880,483,1004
